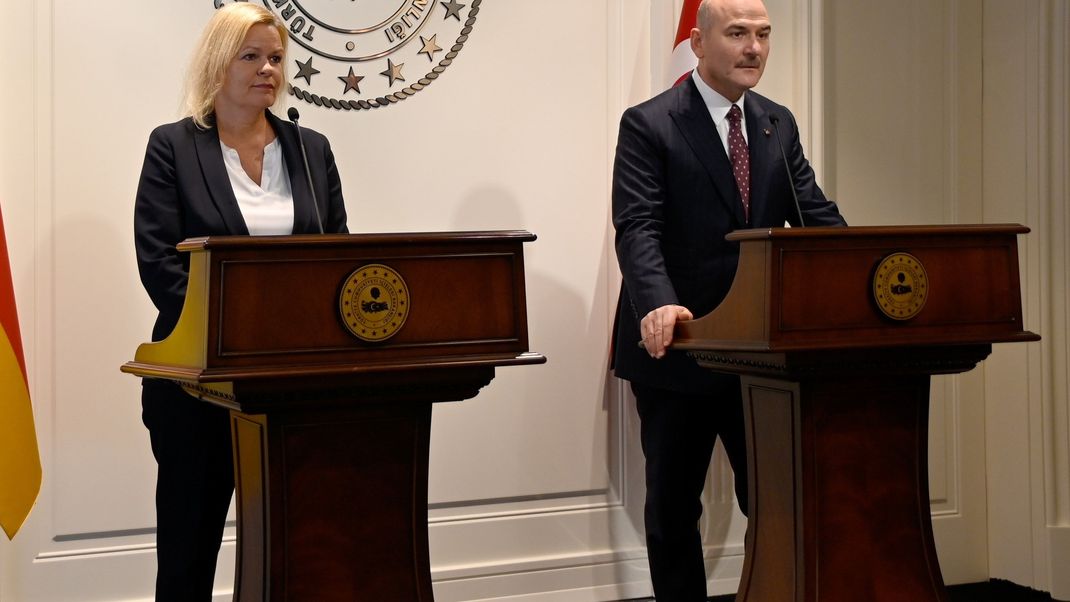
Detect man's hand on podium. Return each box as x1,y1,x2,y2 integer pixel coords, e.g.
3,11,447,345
640,304,693,359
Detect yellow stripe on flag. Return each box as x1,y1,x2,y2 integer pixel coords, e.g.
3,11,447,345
0,322,41,539
0,200,41,540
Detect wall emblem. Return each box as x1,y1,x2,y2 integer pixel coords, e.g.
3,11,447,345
339,264,410,341
216,0,480,112
873,252,929,321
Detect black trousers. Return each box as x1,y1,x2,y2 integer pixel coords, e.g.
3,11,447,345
632,380,749,602
142,381,235,602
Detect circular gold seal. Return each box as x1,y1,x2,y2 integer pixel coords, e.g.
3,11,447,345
339,264,410,342
873,253,929,321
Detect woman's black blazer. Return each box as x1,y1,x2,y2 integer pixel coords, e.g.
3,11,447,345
134,110,349,342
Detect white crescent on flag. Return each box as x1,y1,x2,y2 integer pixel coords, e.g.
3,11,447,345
668,0,702,88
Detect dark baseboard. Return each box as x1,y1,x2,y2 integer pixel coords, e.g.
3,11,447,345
698,578,1057,601
945,579,1055,601
625,578,1059,601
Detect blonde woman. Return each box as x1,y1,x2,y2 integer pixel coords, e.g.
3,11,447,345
133,4,347,599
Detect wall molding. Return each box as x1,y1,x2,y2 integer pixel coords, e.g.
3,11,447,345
1041,0,1070,598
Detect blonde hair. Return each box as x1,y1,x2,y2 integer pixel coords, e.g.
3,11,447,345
182,3,289,128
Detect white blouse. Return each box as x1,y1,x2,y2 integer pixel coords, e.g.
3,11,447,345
220,138,295,235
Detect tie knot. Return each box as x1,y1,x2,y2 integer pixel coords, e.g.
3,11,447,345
728,104,742,123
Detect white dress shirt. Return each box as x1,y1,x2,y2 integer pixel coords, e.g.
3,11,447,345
220,138,295,235
691,70,749,153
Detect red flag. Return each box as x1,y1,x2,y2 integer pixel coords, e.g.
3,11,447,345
0,203,42,540
668,0,702,88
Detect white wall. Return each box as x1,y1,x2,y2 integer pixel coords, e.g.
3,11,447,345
0,2,663,600
2,0,1067,600
980,1,1070,599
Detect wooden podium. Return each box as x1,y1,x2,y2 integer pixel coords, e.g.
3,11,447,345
672,225,1039,602
122,231,544,601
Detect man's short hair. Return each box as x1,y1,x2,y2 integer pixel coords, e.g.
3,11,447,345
696,0,715,32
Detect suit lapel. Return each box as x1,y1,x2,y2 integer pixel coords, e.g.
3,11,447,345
744,96,776,227
192,122,249,235
669,79,747,227
269,112,318,235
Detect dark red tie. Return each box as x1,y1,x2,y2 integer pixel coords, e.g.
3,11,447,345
727,104,750,221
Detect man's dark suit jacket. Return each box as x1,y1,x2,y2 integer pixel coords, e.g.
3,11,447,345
612,77,845,394
134,110,348,343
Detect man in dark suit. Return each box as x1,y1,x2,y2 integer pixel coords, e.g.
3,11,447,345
611,0,845,599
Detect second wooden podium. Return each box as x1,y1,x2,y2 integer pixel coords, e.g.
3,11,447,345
122,231,544,601
673,225,1038,602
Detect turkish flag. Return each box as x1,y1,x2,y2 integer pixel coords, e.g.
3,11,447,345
668,0,702,87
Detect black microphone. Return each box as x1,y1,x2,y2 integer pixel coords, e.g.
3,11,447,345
768,114,806,228
286,107,325,234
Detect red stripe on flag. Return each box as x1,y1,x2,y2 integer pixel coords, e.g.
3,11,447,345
674,0,703,49
0,205,28,384
670,0,703,88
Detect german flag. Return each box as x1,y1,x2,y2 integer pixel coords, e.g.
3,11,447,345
0,204,41,540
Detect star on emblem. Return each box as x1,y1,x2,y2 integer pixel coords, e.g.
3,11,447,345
294,56,320,84
380,59,405,87
338,67,364,94
440,0,466,21
418,35,443,62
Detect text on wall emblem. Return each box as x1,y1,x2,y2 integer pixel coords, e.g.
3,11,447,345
215,0,480,112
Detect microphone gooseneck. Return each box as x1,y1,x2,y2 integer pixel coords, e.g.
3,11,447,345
286,108,325,234
769,114,806,228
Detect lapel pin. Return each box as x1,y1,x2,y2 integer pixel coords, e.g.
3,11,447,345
763,128,772,136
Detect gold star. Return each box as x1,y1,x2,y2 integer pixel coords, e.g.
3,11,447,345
338,67,364,94
440,0,465,21
380,58,405,87
418,34,443,62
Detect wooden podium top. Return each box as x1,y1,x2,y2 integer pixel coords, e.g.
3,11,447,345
673,224,1040,353
122,231,545,386
175,229,537,251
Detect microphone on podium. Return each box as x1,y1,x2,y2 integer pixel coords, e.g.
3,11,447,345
287,107,325,234
768,114,806,228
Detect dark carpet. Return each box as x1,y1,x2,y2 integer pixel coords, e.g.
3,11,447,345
628,578,1057,601
946,580,1055,602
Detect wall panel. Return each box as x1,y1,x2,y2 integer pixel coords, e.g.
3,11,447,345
983,1,1070,598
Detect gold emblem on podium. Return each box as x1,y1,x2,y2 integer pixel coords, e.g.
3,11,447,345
340,264,409,342
873,252,928,321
